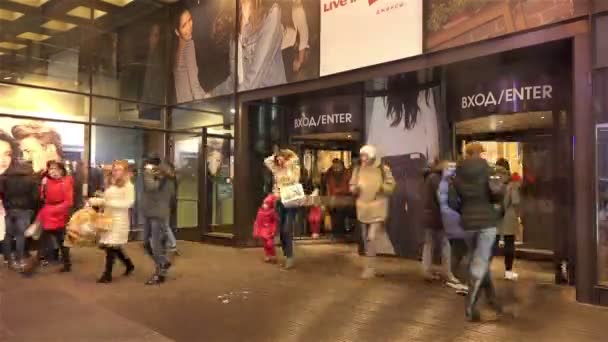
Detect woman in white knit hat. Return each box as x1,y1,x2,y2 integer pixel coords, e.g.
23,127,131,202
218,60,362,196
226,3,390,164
350,145,396,279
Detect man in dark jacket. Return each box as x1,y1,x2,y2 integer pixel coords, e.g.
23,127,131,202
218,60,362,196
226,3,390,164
142,157,176,285
454,143,502,322
0,162,38,271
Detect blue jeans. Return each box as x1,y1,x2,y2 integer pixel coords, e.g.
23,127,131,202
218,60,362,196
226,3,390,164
276,202,296,258
421,228,451,277
469,227,497,285
3,209,32,262
165,225,177,250
143,217,169,275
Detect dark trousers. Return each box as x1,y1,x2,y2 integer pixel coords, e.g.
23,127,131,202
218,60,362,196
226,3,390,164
101,246,132,275
330,208,347,235
449,238,470,282
3,209,32,262
39,229,70,267
494,235,516,271
276,202,296,258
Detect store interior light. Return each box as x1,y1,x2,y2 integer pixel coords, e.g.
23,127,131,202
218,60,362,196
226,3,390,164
0,9,25,21
67,6,107,20
100,0,134,6
8,0,49,7
41,20,77,32
17,32,51,41
230,108,236,114
0,42,27,50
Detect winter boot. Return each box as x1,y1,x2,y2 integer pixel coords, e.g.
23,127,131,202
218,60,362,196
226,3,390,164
59,246,71,273
97,249,115,283
115,248,135,276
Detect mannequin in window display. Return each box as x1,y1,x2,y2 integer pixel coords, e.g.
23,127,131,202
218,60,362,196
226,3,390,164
239,0,287,91
173,7,207,103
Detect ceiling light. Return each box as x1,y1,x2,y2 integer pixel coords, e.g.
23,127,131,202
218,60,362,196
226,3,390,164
498,120,504,124
0,42,27,50
17,32,50,41
67,6,107,20
8,0,49,7
41,20,77,32
101,0,134,6
540,116,545,119
230,108,236,114
0,9,24,21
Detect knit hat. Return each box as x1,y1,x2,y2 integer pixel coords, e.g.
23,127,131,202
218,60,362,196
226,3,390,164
359,145,377,160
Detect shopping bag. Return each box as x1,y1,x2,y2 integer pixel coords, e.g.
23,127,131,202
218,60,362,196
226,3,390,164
65,208,100,247
280,183,306,208
24,221,42,240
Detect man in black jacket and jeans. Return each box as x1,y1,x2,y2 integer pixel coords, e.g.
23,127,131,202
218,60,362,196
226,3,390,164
453,143,503,322
142,157,176,285
0,162,39,271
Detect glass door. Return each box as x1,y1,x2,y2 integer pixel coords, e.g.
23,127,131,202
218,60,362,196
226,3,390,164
205,132,234,235
171,132,202,240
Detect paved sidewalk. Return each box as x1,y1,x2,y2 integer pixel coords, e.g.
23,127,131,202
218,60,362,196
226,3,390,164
1,242,607,341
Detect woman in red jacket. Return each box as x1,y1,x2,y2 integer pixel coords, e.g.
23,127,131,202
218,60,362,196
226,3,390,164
37,160,74,272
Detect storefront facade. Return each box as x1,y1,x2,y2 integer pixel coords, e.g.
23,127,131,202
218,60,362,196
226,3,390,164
0,0,606,305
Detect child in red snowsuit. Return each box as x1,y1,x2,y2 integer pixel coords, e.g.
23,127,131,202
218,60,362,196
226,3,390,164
253,195,278,262
308,205,322,239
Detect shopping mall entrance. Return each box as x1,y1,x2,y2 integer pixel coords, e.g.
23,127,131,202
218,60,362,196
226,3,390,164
245,90,363,243
447,40,574,283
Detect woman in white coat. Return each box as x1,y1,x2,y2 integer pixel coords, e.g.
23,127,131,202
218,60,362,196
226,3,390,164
94,160,135,283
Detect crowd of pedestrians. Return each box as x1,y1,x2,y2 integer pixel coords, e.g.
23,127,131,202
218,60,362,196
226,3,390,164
258,142,520,322
0,155,177,286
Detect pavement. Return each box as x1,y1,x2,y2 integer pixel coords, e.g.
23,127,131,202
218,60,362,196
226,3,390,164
1,241,607,342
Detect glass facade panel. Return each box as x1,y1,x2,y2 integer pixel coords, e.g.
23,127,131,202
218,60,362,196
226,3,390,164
0,8,91,93
206,135,233,232
0,83,88,121
173,133,200,229
596,13,608,287
91,126,166,232
92,96,164,128
90,7,169,104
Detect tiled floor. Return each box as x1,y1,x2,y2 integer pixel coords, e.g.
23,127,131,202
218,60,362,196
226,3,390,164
1,242,607,342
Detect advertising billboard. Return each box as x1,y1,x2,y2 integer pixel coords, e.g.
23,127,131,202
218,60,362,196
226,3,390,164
320,0,423,76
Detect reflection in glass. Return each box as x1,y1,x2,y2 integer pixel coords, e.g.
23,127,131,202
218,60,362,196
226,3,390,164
173,135,200,229
597,126,608,286
207,136,234,232
0,83,88,122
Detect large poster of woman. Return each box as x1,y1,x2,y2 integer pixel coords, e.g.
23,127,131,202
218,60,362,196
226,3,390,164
172,0,236,103
364,74,448,258
238,0,320,91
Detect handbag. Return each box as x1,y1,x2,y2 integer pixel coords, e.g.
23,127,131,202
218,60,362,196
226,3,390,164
280,183,306,208
25,221,42,240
